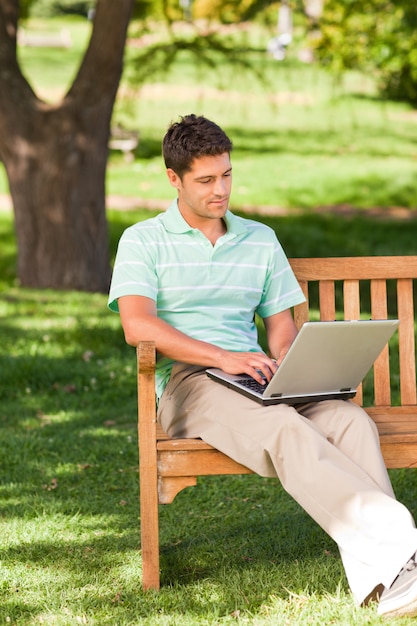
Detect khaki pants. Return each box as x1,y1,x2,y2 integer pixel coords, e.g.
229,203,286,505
158,364,417,604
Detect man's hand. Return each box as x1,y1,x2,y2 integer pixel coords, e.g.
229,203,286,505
219,351,278,385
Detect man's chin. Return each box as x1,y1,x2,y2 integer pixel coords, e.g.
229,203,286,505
208,201,229,213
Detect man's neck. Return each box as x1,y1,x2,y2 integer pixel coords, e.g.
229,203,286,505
201,219,227,245
178,206,227,245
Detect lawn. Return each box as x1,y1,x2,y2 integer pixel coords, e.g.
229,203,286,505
2,206,417,625
1,14,417,626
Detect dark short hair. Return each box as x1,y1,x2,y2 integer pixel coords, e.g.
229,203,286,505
162,114,233,178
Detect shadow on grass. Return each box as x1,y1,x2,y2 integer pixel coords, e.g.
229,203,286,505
229,124,417,158
1,473,349,622
2,210,417,623
123,97,417,161
159,474,339,579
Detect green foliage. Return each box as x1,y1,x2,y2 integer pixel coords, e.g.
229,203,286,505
193,0,275,24
315,0,417,105
377,2,417,104
124,2,276,88
142,0,280,24
19,0,35,19
125,30,266,88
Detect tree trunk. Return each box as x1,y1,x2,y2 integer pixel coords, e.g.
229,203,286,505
0,0,134,292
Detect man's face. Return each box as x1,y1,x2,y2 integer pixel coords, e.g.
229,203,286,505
166,152,232,226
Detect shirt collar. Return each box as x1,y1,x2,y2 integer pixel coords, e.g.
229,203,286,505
161,199,248,237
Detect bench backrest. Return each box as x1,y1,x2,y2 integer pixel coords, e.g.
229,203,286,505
137,255,417,590
289,256,417,408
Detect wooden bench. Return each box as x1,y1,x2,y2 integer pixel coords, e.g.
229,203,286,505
18,28,72,49
137,255,417,590
109,126,140,162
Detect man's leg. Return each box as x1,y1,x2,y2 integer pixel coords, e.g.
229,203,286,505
158,364,417,604
301,399,395,497
297,399,415,603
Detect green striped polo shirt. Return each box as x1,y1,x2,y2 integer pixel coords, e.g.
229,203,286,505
108,199,306,399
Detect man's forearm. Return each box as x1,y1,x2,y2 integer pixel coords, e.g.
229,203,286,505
124,313,226,368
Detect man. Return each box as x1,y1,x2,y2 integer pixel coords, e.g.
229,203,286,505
109,114,417,618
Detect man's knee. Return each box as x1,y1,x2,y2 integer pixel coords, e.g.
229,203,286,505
342,401,379,436
304,399,380,444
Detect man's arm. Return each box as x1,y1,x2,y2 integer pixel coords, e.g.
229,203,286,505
118,294,277,383
263,309,298,365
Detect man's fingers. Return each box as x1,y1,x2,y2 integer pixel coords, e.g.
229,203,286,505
246,357,277,384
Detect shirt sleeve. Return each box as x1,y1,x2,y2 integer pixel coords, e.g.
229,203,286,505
108,226,158,312
256,237,306,318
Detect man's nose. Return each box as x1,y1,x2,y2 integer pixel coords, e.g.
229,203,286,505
213,178,227,195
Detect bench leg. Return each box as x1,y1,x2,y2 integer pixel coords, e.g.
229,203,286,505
137,342,160,590
140,459,160,590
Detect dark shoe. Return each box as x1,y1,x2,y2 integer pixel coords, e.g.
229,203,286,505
378,552,417,617
362,583,384,607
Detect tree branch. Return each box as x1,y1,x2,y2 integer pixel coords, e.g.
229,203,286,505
0,0,36,130
66,0,134,106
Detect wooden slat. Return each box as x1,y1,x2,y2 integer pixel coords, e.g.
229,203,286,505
137,342,160,591
290,256,417,281
156,423,169,441
319,280,335,321
293,279,309,330
343,279,361,320
343,279,362,404
371,279,391,406
379,443,417,469
158,449,252,477
397,279,417,405
364,406,417,468
366,406,417,427
158,438,216,451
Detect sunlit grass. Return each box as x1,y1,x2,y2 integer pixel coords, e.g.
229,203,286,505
2,206,417,624
17,15,92,100
2,16,417,625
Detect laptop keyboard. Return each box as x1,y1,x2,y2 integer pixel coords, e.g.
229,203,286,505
237,377,266,395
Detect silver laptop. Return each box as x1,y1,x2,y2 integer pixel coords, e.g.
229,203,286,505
206,320,399,406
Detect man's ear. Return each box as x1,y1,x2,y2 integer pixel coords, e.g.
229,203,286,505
166,168,181,190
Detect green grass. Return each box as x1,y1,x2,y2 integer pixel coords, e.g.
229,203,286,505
107,84,417,211
2,208,417,624
17,16,92,100
2,16,417,624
